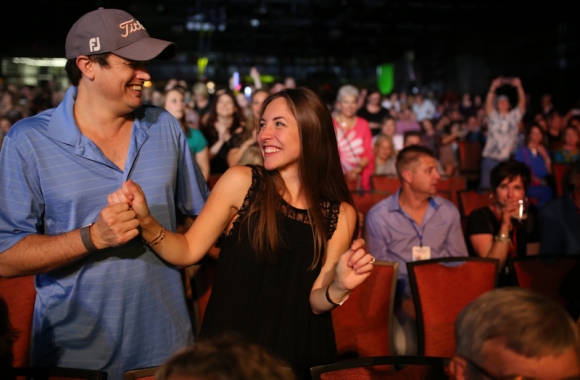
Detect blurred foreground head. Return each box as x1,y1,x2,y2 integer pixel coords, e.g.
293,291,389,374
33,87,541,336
451,288,580,380
156,335,295,380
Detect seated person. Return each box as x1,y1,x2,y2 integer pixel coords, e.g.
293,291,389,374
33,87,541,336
515,124,553,209
450,288,580,380
553,125,580,164
465,160,540,286
374,134,397,176
539,160,580,255
156,335,295,380
366,145,467,354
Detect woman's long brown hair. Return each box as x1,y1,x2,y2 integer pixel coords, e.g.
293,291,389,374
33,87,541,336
238,88,357,269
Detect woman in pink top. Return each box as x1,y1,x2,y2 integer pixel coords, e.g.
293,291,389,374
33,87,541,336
333,85,375,191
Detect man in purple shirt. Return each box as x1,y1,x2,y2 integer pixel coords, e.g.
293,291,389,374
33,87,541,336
366,145,467,354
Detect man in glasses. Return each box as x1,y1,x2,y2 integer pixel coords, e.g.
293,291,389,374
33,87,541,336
450,288,580,380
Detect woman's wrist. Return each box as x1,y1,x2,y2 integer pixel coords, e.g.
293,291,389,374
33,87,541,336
140,215,161,241
326,281,350,306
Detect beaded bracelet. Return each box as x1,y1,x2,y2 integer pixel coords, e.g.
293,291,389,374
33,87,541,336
143,226,166,247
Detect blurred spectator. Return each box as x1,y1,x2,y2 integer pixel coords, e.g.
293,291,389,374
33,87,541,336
382,92,400,113
163,88,210,181
0,109,24,151
201,91,246,174
515,125,553,209
395,104,421,135
333,85,375,191
374,134,397,176
450,288,580,380
284,77,296,89
546,111,564,149
539,160,580,255
270,82,286,94
356,88,390,136
0,91,17,117
540,93,555,116
192,82,211,121
438,121,461,176
464,115,484,144
366,145,467,355
420,119,438,154
554,125,580,164
459,93,475,119
412,93,436,122
156,335,295,380
479,77,525,189
465,161,539,285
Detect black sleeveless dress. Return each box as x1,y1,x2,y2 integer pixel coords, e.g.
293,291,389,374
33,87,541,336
200,166,340,378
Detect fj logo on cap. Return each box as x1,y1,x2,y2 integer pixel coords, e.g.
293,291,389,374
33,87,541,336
89,37,101,52
119,19,146,38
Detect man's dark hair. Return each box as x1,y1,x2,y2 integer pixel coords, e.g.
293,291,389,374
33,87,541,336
490,160,531,191
395,145,436,179
65,53,111,86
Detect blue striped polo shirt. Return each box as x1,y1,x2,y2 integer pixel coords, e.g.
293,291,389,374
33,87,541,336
0,87,209,379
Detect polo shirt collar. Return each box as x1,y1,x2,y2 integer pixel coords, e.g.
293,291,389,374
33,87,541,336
387,188,441,213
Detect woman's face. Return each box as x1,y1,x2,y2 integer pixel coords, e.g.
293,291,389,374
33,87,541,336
338,95,358,118
529,127,543,145
422,119,434,132
258,97,301,173
564,128,580,147
376,139,393,161
367,92,381,106
495,175,525,207
252,91,269,119
164,90,185,120
381,119,396,136
216,94,236,118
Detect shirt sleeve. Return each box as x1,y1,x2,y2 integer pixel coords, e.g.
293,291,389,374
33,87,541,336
445,205,468,257
364,205,389,262
465,208,495,237
0,133,44,253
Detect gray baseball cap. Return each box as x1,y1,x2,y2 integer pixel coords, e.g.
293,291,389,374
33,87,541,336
65,8,176,61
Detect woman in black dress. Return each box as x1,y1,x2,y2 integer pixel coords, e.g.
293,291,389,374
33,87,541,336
108,88,375,377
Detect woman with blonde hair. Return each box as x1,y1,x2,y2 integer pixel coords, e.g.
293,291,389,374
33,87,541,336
374,134,397,176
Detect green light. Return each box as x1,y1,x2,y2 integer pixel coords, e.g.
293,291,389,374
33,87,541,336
377,63,394,95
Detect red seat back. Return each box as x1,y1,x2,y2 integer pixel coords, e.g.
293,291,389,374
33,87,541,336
0,276,36,367
458,190,493,218
509,255,580,307
408,258,498,357
371,176,401,194
552,163,573,197
332,262,398,359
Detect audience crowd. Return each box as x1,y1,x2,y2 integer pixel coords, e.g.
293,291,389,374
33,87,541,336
2,45,580,379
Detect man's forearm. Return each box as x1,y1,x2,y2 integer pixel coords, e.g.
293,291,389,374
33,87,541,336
0,230,89,278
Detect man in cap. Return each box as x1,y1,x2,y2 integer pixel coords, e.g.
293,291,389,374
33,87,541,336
0,8,208,378
479,77,526,189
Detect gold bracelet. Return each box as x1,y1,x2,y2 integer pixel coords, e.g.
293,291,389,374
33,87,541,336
143,226,165,247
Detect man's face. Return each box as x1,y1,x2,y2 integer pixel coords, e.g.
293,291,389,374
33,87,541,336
451,338,580,380
407,155,440,195
93,54,151,115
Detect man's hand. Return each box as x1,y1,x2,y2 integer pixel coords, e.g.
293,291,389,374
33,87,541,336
91,203,140,249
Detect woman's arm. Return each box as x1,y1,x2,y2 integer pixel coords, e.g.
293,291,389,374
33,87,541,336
469,203,518,268
485,78,501,116
309,202,373,314
109,166,252,267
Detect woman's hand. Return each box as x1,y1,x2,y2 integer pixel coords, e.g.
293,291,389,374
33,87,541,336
333,239,374,292
108,180,151,222
500,200,520,230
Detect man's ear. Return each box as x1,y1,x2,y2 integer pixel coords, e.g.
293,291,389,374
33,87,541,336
449,356,468,380
76,55,96,81
401,168,412,184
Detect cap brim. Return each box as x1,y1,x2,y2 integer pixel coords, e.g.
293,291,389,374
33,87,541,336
112,37,176,61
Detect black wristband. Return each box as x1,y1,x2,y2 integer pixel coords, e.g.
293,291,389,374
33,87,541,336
80,224,99,254
325,283,349,307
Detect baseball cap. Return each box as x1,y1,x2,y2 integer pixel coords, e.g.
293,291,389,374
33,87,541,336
65,8,176,61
